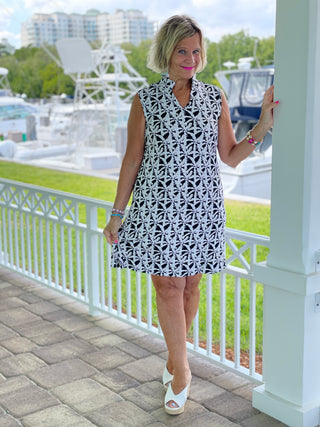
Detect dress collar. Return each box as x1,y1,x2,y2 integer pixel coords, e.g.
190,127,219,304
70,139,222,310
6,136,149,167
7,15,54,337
160,74,198,92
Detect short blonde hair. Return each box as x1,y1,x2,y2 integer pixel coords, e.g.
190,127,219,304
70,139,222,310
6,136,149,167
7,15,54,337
147,15,207,74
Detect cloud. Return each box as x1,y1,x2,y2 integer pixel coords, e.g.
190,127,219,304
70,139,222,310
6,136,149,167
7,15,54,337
9,0,275,48
191,0,275,40
0,6,14,28
191,0,220,7
0,30,21,48
23,0,69,13
22,0,141,14
0,31,20,40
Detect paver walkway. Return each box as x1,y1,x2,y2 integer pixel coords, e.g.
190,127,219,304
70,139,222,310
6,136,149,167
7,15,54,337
0,266,287,426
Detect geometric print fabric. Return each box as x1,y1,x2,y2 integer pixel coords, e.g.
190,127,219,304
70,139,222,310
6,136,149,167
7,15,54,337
112,74,226,276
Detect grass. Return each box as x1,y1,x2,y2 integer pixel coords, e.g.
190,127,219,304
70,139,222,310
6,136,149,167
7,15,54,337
0,160,270,235
0,160,118,203
0,160,270,357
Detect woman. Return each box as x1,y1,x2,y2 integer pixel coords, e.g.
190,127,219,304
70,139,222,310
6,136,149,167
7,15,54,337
103,15,278,415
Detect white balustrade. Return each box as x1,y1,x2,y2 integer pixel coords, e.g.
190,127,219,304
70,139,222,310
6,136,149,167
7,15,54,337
0,178,269,382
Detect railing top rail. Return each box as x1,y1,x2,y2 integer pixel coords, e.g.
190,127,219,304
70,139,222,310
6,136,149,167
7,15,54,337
0,178,113,209
225,228,270,246
0,177,270,244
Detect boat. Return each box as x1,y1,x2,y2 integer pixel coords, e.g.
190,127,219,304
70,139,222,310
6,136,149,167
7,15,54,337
215,58,274,199
0,95,38,141
0,42,147,173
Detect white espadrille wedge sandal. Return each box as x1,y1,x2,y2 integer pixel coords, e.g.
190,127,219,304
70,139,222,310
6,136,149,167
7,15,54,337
162,365,174,390
164,381,190,415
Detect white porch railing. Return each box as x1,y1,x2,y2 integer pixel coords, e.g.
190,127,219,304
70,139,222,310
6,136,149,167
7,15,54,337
0,178,269,382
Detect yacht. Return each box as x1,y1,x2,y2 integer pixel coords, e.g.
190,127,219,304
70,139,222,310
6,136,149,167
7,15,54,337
215,59,274,199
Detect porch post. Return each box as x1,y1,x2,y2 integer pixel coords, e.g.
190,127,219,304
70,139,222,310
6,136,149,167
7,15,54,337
252,1,320,426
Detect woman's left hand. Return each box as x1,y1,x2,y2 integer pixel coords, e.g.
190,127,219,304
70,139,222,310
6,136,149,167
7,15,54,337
258,85,279,132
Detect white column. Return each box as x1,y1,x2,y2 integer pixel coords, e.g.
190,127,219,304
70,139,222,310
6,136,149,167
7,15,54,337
252,1,320,426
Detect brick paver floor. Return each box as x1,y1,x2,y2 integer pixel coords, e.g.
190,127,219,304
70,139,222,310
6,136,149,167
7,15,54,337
0,266,287,426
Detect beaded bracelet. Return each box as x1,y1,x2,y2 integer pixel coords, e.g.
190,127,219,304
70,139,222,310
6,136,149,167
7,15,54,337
245,130,262,147
112,208,125,216
111,213,124,220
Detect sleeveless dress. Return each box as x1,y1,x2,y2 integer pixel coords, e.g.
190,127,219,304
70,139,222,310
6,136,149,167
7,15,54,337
112,74,226,277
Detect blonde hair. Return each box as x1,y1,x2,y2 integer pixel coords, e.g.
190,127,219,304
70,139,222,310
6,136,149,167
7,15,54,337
147,15,207,74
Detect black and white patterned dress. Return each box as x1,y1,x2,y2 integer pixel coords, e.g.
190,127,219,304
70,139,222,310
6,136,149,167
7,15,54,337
112,74,226,277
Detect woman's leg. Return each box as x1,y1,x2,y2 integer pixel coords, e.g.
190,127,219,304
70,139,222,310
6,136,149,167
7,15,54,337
151,273,202,405
165,274,202,373
184,273,202,334
151,275,191,397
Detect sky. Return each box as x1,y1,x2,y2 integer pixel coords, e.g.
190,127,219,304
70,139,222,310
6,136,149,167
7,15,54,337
0,0,276,49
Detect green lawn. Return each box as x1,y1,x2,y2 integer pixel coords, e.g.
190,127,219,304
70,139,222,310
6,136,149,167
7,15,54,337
0,160,118,203
0,160,270,235
0,160,270,357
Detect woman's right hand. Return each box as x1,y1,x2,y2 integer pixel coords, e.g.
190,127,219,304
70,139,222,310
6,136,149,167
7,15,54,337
103,216,123,245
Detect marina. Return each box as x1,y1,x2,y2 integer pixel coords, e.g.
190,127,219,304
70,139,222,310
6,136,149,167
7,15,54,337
0,43,273,200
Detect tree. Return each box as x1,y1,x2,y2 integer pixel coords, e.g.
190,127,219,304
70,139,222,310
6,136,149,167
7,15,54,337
40,63,74,97
218,30,260,66
0,45,74,98
121,40,159,85
0,32,274,98
197,39,221,85
256,36,275,67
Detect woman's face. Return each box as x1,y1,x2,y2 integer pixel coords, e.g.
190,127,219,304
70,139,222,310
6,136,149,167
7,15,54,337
168,33,201,81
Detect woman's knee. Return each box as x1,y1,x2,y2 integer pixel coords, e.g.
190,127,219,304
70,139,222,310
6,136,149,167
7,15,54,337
152,275,185,300
184,274,202,294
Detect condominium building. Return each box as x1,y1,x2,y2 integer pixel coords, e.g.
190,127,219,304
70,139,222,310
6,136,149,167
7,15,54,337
97,10,155,46
21,9,155,48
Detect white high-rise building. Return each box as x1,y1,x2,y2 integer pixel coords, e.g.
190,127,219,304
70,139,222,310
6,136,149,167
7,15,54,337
21,9,155,48
97,9,155,46
21,13,56,47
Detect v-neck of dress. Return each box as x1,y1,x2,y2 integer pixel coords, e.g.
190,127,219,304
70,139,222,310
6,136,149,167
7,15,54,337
161,74,197,110
172,87,191,109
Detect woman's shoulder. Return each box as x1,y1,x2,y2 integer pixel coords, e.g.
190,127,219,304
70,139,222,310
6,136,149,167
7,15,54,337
195,80,222,107
196,79,221,96
138,79,162,96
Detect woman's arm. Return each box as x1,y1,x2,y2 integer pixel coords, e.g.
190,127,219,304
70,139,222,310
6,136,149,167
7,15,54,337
217,86,278,168
103,93,145,244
